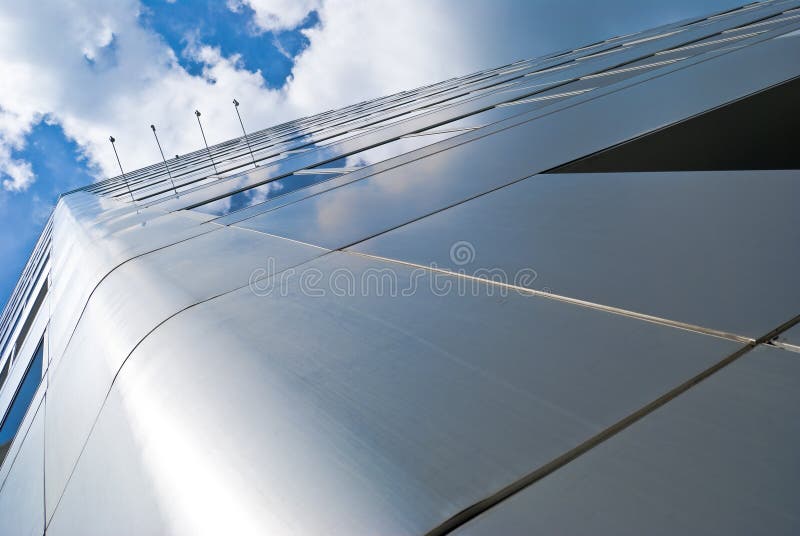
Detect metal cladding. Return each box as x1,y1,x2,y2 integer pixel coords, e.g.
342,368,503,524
1,1,800,534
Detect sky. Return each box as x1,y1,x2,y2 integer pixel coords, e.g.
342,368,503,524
0,0,745,308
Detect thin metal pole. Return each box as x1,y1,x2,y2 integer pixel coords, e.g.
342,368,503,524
233,99,257,167
150,125,178,195
109,136,135,203
194,110,218,174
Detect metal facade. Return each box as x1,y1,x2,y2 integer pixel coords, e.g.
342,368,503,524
1,1,799,534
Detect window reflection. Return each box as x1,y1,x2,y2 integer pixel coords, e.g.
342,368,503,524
190,101,543,219
0,339,44,466
192,172,345,217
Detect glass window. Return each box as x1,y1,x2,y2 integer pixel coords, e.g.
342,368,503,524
14,281,47,353
548,75,800,173
0,358,9,393
0,339,44,466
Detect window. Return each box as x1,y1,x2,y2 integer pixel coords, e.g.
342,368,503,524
0,358,9,394
14,280,47,354
548,75,800,173
0,338,44,466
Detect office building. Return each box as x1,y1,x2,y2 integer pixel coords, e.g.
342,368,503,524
1,1,799,533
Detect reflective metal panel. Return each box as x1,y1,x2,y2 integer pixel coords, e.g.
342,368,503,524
145,2,795,214
233,120,549,249
210,101,565,227
46,390,166,536
235,34,800,252
211,171,362,225
191,171,345,217
44,225,325,521
0,380,45,490
2,5,798,534
48,193,214,374
350,170,800,338
0,399,44,536
60,252,742,534
453,345,800,535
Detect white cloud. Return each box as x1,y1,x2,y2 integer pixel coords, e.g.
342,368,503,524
0,107,37,191
0,152,34,192
228,0,321,32
0,0,293,190
0,0,748,193
285,0,472,114
0,0,596,193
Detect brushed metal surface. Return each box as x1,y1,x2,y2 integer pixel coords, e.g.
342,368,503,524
47,252,741,534
0,399,44,536
47,192,214,374
151,0,793,214
44,223,326,521
234,32,800,252
3,4,799,534
46,391,166,536
452,345,800,535
350,170,800,338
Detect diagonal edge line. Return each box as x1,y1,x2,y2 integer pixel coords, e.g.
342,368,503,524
344,250,754,344
422,310,800,536
423,342,756,536
232,224,331,251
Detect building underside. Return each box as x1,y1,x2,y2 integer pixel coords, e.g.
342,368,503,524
1,1,799,534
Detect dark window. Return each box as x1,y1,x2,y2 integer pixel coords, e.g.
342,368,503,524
0,339,44,466
548,75,800,173
0,359,8,393
14,280,47,354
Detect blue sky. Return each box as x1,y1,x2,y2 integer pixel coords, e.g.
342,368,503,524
139,0,319,87
0,0,744,308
